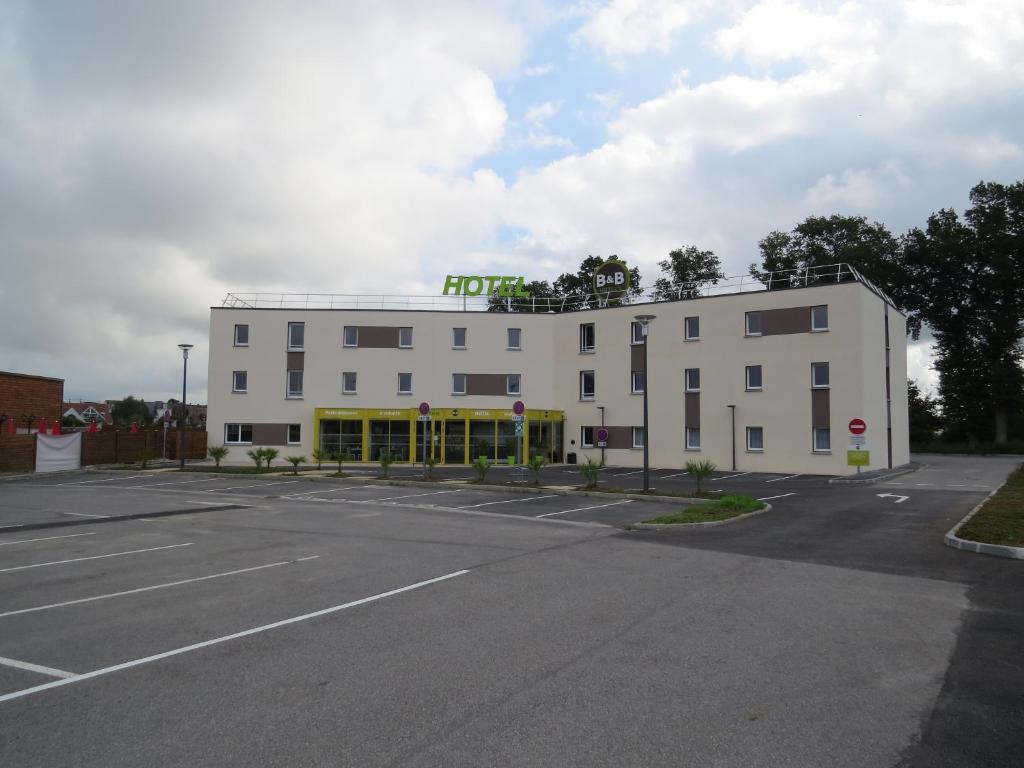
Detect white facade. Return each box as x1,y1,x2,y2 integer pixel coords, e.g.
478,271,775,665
208,278,909,475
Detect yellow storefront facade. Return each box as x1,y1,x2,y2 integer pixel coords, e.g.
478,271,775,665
313,407,565,465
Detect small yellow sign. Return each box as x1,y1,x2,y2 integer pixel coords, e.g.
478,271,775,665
847,450,870,466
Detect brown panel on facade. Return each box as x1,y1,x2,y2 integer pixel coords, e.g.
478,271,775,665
358,326,401,348
286,351,305,370
630,344,646,372
603,426,634,449
252,423,290,445
466,373,509,396
761,306,812,336
685,392,701,428
811,388,831,428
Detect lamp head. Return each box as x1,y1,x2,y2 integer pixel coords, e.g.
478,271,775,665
633,314,656,325
178,343,194,359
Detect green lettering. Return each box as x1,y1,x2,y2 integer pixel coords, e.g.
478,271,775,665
498,276,515,297
443,275,463,295
463,276,484,296
484,275,501,295
514,277,529,297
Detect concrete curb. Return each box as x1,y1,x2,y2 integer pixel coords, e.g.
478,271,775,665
0,504,251,534
943,480,1024,560
628,503,772,530
828,463,918,485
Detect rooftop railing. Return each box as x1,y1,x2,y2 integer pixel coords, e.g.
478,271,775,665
221,262,893,312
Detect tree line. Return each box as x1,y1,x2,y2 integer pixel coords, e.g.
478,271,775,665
489,179,1024,446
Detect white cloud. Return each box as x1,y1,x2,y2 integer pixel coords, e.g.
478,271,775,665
523,63,554,77
574,0,706,58
525,100,562,126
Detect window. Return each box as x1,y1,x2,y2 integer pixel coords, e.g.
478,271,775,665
745,311,762,337
684,316,699,341
288,424,301,445
631,321,645,344
745,365,763,391
398,372,412,394
506,373,521,395
812,361,830,388
507,328,521,350
580,323,595,353
632,427,645,449
631,370,646,394
580,370,595,400
287,370,303,398
581,426,595,448
686,427,701,450
234,324,249,346
685,368,700,392
813,427,831,452
746,426,764,452
288,322,305,350
452,373,467,395
342,371,357,394
225,423,253,444
343,326,358,347
811,305,829,332
232,370,247,393
399,327,413,348
452,327,467,348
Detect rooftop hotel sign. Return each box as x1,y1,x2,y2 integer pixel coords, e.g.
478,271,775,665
443,275,529,297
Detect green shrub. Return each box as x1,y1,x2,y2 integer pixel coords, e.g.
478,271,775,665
378,450,394,478
311,448,328,470
246,448,265,469
528,454,546,484
472,455,492,482
208,445,228,467
285,455,306,475
139,447,156,469
685,459,717,496
262,448,280,469
580,457,601,488
425,455,439,479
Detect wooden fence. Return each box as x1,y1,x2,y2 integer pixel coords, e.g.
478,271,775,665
0,428,207,473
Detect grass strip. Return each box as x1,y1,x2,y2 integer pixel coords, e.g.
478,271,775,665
642,494,764,525
956,465,1024,547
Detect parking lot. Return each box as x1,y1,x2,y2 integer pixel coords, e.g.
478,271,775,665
1,455,1022,767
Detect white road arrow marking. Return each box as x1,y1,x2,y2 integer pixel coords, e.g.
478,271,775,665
876,493,909,504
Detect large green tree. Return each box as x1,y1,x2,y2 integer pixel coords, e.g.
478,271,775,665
908,380,942,444
899,181,1024,444
111,395,153,426
653,246,725,300
488,255,642,312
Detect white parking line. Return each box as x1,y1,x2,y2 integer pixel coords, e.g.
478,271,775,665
456,494,560,509
0,568,470,705
765,474,800,483
372,489,464,502
61,512,110,519
0,656,76,680
757,493,796,501
0,556,320,618
660,471,689,478
0,532,97,547
715,472,752,481
0,543,194,574
129,477,224,487
612,469,645,476
183,501,253,506
57,475,149,486
536,499,633,518
210,481,299,492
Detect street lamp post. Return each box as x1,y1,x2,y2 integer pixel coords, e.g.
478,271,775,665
634,314,656,492
177,344,194,470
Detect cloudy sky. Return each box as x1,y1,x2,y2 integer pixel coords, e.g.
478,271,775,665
2,0,1022,402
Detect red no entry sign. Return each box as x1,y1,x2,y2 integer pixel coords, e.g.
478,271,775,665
418,401,431,416
848,418,866,435
512,400,525,415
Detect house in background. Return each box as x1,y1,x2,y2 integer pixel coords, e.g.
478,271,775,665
62,401,113,425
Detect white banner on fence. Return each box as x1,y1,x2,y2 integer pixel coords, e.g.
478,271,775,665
35,433,82,473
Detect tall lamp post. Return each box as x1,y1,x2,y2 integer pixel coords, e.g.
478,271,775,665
177,344,194,470
634,314,656,492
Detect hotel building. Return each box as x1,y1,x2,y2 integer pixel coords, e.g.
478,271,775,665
207,265,909,475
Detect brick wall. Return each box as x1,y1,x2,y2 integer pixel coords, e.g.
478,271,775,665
0,371,64,426
0,435,36,472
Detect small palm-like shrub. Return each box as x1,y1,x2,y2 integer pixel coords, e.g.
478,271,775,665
528,454,546,484
580,457,601,488
246,448,265,469
685,459,717,496
208,445,228,467
262,448,280,469
472,455,492,482
425,455,439,479
311,448,328,470
285,455,306,475
378,451,394,478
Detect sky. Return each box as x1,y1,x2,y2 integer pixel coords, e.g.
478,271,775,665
1,0,1022,403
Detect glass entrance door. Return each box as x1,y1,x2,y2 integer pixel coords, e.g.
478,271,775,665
444,420,465,464
414,420,437,463
369,420,411,462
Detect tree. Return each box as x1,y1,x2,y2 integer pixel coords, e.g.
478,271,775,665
653,246,725,300
487,280,558,312
488,255,642,313
111,396,153,426
899,181,1024,444
751,215,902,301
908,380,942,444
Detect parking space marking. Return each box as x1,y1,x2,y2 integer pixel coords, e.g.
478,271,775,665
0,532,97,547
61,511,110,519
456,495,560,509
209,481,299,492
612,469,645,476
536,500,633,518
715,472,752,481
0,656,76,680
757,493,796,501
0,543,194,574
766,474,800,483
0,556,320,619
0,568,470,705
372,489,464,502
660,471,689,478
129,477,224,488
57,475,149,486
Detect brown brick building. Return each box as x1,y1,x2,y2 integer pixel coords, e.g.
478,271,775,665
0,371,65,432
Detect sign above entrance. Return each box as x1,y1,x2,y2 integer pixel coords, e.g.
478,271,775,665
593,259,631,302
443,275,529,297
